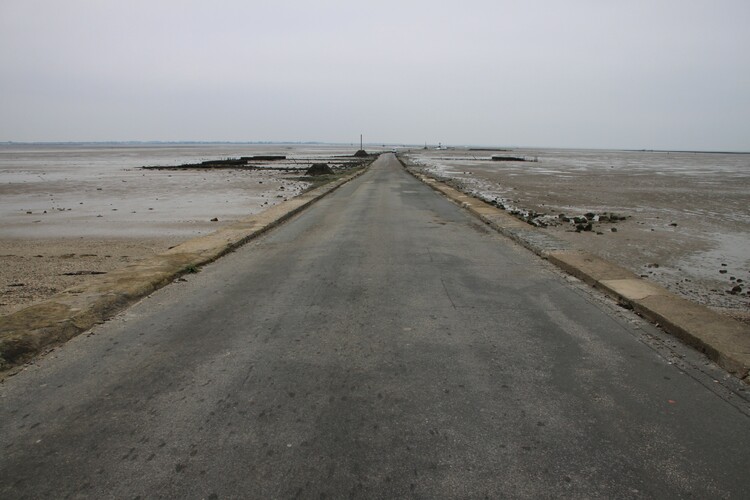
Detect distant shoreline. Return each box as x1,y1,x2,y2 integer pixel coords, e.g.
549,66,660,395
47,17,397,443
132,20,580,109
1,142,748,155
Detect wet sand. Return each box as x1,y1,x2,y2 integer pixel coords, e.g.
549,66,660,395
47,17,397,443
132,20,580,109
404,148,750,323
0,144,364,315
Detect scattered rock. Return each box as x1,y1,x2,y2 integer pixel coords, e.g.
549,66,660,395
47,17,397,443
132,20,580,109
210,217,219,222
610,228,618,232
720,270,728,274
354,150,369,158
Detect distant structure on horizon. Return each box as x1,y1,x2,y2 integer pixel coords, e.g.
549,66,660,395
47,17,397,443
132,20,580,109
354,133,368,157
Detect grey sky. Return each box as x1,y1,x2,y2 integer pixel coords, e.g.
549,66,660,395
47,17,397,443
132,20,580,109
1,0,748,150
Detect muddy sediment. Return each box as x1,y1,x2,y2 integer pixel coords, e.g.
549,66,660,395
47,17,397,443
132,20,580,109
0,144,374,316
404,148,750,323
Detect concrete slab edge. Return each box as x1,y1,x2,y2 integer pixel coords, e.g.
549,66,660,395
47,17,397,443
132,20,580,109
0,164,372,373
399,159,750,383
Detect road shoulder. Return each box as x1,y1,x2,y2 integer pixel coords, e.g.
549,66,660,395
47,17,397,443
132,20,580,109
402,160,750,384
0,165,371,374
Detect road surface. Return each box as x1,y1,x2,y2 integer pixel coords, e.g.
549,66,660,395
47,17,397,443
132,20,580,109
1,154,749,498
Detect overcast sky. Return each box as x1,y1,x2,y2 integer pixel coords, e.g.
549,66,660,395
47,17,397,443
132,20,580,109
1,0,748,150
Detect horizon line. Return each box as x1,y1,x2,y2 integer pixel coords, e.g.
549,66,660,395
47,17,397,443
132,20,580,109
0,140,748,155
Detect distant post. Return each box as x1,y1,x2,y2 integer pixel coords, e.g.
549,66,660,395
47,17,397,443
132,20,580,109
354,134,368,157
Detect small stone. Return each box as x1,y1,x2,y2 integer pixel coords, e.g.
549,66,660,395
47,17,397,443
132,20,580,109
719,270,728,274
210,217,219,222
669,222,678,227
610,227,618,232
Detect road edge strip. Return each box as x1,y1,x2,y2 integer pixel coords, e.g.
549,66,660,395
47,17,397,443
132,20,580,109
401,160,750,384
0,164,372,373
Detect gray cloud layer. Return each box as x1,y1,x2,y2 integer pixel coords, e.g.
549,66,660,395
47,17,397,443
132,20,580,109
1,0,748,150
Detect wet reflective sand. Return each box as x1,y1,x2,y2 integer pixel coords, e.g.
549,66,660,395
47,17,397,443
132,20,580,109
0,143,365,314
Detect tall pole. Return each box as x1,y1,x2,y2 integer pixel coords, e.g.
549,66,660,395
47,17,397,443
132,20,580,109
360,134,363,150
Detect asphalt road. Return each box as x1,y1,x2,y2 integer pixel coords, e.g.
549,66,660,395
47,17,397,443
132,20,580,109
2,154,749,499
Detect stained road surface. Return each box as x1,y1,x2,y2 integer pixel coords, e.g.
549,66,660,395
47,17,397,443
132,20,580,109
2,154,749,498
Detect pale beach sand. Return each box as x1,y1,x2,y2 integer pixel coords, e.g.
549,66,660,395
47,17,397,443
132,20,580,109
0,143,365,315
404,148,750,323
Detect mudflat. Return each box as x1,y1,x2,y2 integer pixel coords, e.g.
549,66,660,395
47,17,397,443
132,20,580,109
405,148,750,323
0,143,363,315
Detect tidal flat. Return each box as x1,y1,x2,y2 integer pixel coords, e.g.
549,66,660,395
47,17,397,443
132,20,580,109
0,143,367,315
405,147,750,323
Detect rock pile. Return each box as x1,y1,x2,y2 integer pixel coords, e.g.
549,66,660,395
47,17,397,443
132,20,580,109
305,163,334,176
